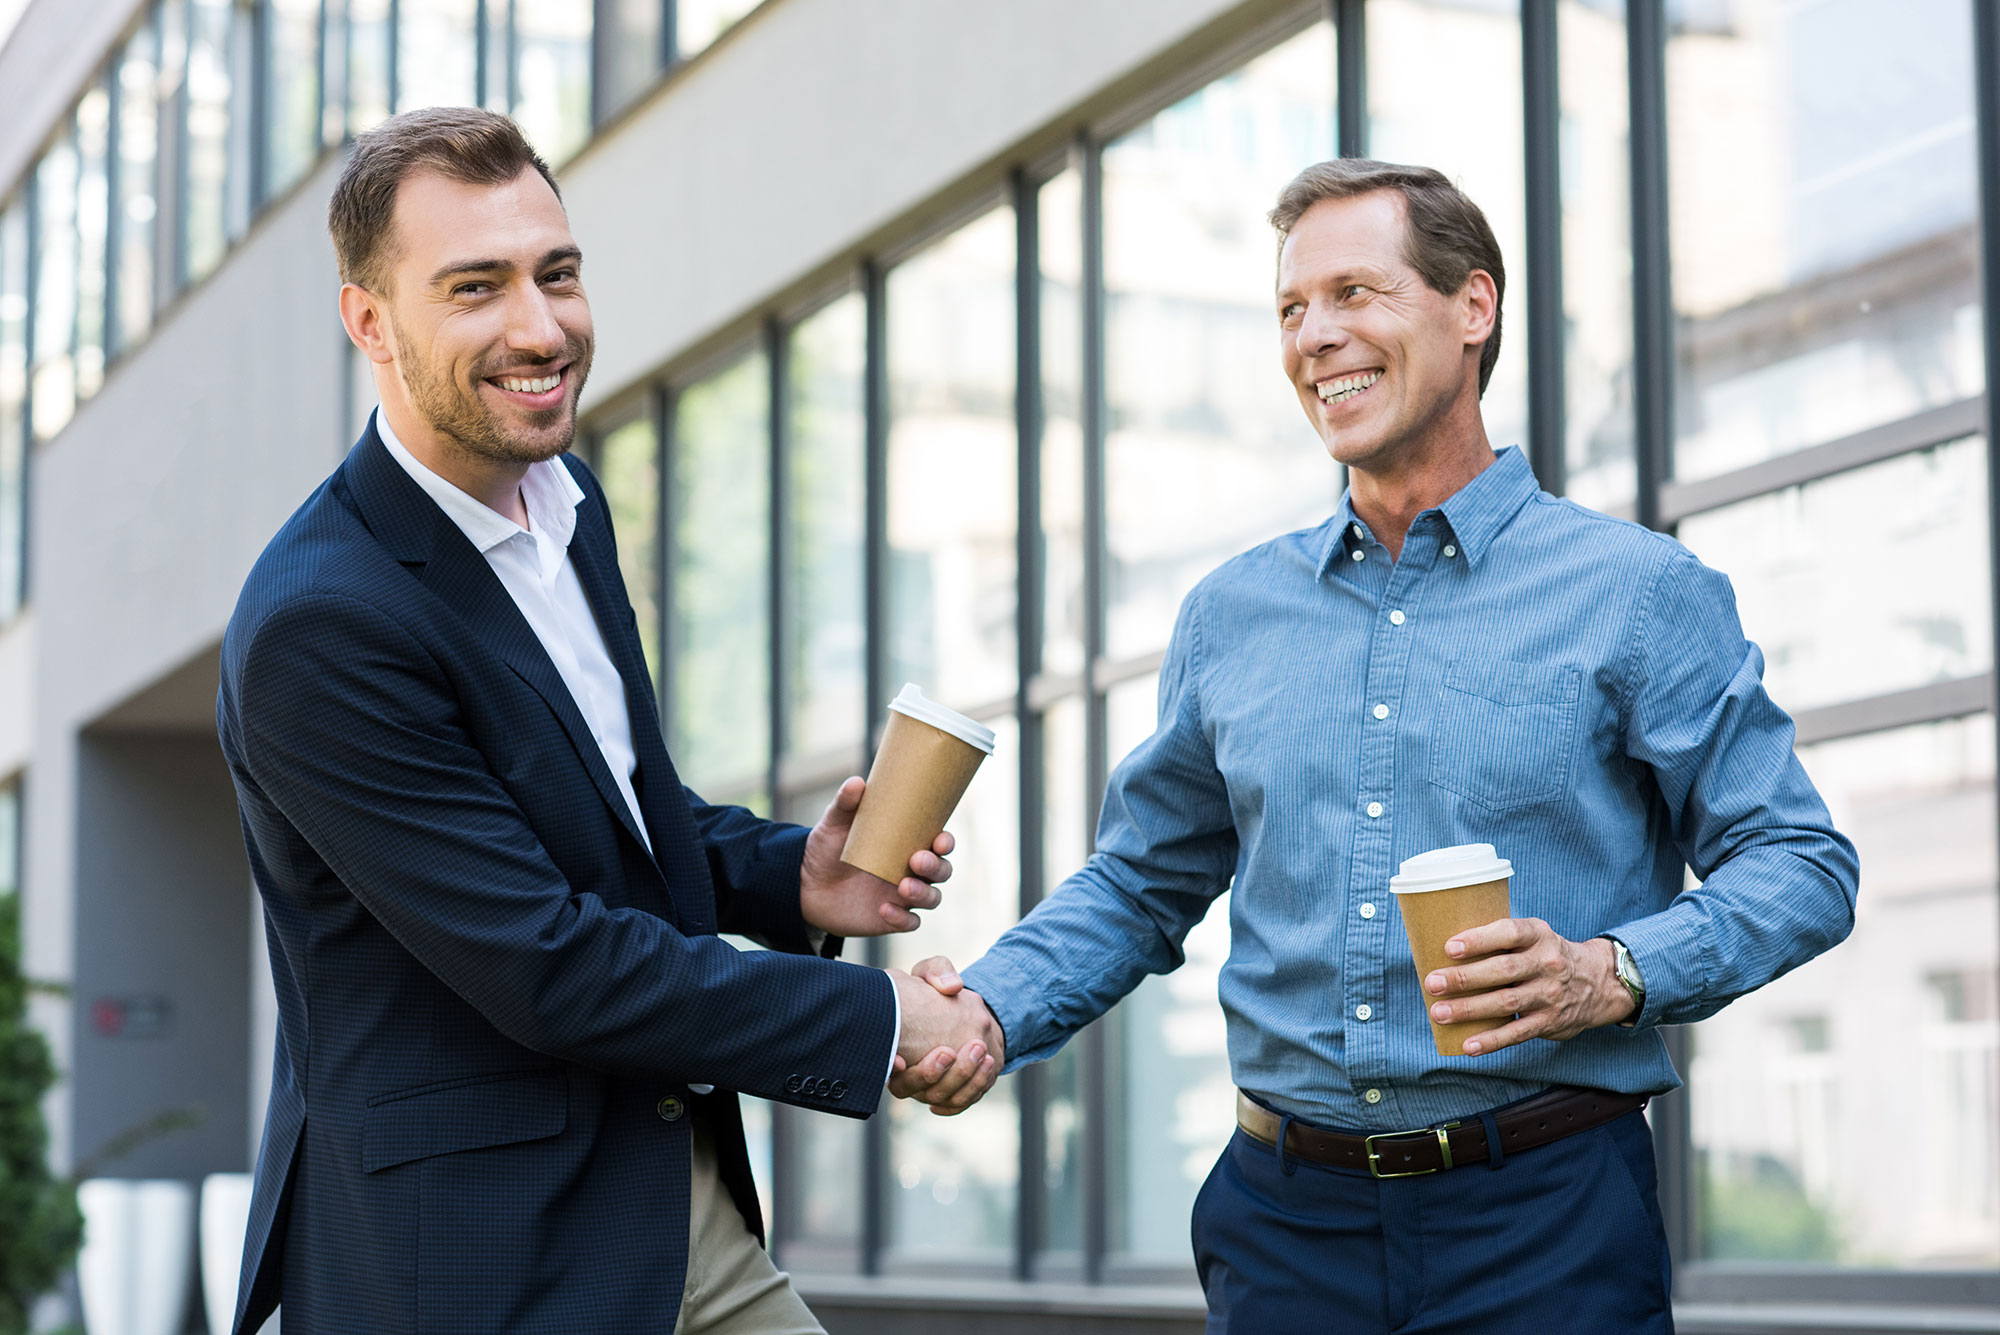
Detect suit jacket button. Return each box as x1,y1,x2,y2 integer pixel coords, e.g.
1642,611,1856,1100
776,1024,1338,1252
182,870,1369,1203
831,1081,847,1100
784,1074,804,1094
657,1096,686,1122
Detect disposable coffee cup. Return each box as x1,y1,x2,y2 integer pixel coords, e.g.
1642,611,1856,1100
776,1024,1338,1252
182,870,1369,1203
1390,843,1514,1056
840,684,996,885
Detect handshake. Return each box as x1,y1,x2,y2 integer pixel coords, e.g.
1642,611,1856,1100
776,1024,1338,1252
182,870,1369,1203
886,959,1001,1116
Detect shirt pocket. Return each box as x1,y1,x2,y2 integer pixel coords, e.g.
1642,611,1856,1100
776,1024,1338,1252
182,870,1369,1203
1427,660,1583,812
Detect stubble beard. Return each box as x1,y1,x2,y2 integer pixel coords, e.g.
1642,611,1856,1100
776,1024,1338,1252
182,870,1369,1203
394,316,594,467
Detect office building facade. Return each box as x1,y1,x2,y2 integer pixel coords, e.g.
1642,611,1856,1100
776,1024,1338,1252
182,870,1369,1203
0,0,1995,1329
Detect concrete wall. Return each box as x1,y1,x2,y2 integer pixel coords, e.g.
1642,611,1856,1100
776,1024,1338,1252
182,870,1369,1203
71,730,249,1180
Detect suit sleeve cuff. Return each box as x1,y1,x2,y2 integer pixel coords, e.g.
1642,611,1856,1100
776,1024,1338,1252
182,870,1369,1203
883,972,902,1086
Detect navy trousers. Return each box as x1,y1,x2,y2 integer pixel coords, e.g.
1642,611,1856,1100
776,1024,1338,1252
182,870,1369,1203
1191,1106,1674,1334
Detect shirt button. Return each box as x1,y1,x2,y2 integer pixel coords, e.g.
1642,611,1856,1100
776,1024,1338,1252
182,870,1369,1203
1351,523,1363,538
1365,1088,1383,1104
1351,549,1365,562
1366,801,1383,819
656,1096,686,1122
1359,902,1376,919
1389,610,1406,626
1443,544,1457,558
1355,1004,1373,1021
1372,703,1389,720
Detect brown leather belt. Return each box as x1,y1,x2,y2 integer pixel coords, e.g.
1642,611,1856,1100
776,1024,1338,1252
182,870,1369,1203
1235,1086,1648,1179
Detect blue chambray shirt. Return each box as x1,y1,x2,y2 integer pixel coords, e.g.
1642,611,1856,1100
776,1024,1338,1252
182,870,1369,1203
962,446,1858,1132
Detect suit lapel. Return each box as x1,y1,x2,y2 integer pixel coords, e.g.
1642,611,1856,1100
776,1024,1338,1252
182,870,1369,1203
343,428,657,861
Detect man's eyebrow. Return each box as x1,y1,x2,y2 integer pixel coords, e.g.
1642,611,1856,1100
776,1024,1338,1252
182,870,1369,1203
429,246,583,288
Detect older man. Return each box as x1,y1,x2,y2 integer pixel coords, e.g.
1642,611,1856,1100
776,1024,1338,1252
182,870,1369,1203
904,160,1858,1332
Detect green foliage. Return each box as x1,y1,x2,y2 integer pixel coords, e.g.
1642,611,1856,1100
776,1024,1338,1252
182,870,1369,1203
0,894,82,1334
1700,1151,1839,1262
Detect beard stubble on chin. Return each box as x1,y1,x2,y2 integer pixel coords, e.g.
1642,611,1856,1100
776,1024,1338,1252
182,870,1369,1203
393,315,594,467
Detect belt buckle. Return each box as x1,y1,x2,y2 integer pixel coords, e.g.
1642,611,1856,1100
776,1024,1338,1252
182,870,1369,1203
1364,1121,1461,1179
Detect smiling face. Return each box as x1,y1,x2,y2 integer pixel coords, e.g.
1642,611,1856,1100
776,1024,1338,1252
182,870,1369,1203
1277,190,1493,476
363,166,593,466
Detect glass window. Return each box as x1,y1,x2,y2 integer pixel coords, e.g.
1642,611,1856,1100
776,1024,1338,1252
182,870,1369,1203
0,200,27,623
114,20,160,356
886,717,1020,1264
1666,0,1979,483
1558,0,1634,511
1692,714,1997,1266
183,0,235,285
1367,0,1530,471
1100,22,1337,662
1039,166,1085,681
783,291,867,767
671,348,770,805
513,0,592,163
32,130,79,443
775,777,864,1261
1103,674,1232,1264
594,406,661,684
675,0,758,59
265,0,324,197
397,0,478,112
885,204,1017,711
598,0,666,119
74,86,111,403
346,0,392,134
1676,439,1990,715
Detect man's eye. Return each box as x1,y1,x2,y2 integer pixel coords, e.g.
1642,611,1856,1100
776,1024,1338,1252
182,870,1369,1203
1280,302,1304,320
543,269,577,285
1343,284,1367,300
454,282,491,297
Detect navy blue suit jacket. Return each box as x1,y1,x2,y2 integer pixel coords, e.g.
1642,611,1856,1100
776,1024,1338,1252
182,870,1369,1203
215,424,896,1334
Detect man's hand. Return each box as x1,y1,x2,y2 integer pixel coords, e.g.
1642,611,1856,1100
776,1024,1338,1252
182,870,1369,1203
800,777,954,936
1424,918,1635,1055
886,957,1003,1116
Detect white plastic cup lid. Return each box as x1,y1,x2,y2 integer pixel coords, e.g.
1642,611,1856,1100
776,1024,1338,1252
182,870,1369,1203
1389,843,1512,894
887,684,997,755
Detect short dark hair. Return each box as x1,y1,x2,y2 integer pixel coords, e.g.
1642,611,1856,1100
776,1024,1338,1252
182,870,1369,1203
328,106,560,294
1270,160,1505,394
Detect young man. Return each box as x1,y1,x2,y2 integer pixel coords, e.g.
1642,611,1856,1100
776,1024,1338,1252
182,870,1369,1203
902,161,1859,1332
217,107,1000,1335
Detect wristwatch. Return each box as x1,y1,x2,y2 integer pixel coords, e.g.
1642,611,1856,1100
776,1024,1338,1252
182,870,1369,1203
1603,935,1645,1027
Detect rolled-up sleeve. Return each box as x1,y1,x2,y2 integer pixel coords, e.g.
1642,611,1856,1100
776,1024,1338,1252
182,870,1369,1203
1608,549,1859,1028
963,584,1239,1068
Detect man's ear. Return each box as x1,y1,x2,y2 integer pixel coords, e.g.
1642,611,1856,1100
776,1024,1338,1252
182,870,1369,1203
338,282,395,367
1460,269,1498,348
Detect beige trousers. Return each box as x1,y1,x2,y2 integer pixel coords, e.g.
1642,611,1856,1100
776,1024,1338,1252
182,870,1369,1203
673,1121,826,1335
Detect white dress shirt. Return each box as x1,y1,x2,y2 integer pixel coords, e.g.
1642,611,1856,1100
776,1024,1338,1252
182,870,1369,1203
376,410,900,1084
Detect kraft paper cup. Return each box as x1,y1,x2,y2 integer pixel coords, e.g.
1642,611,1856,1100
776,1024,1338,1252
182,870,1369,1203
840,684,996,885
1390,844,1514,1056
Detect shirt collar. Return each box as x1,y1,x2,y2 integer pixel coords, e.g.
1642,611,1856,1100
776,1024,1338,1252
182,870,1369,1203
375,407,584,555
1318,446,1539,575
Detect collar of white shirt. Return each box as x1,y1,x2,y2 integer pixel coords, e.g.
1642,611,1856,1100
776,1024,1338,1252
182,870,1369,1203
373,406,584,557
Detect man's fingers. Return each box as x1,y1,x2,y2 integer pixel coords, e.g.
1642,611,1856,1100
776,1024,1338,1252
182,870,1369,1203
1431,983,1534,1026
912,1042,987,1106
888,1045,958,1098
1445,915,1540,960
899,875,944,910
929,1054,998,1116
878,901,921,932
1458,1016,1543,1056
907,849,953,884
909,956,964,994
831,776,865,815
931,829,956,857
1426,951,1539,997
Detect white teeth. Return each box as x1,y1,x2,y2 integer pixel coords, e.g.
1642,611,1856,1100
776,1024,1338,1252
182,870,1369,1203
1317,369,1383,403
499,373,560,394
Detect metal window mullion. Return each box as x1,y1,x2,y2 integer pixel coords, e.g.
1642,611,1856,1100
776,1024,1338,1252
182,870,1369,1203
1332,0,1366,158
1974,0,2000,1152
589,0,611,125
1522,0,1565,493
1011,167,1048,1281
250,0,272,211
386,0,400,115
474,0,489,107
764,314,800,1255
860,255,891,1277
661,0,676,66
1626,0,1693,1274
103,63,125,365
656,381,678,747
1078,132,1110,1286
1628,0,1672,531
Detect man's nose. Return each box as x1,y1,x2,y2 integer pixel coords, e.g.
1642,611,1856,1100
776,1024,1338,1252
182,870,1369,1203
1296,300,1346,357
505,286,567,356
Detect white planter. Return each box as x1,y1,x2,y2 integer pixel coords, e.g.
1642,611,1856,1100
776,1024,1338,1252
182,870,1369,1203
76,1178,195,1335
199,1173,256,1335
